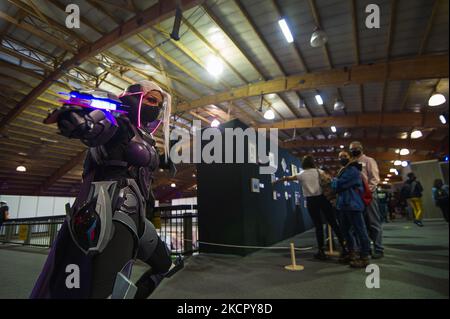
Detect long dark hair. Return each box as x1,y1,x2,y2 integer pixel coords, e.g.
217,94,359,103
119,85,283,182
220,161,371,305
301,155,316,169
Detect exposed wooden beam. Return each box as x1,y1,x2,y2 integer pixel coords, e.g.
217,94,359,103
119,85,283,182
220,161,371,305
295,151,433,162
259,112,446,130
176,54,448,113
34,150,87,195
282,137,443,151
0,0,200,134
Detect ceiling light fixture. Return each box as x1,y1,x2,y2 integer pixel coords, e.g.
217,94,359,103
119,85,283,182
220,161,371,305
315,94,324,105
211,119,220,128
206,55,223,77
394,160,402,166
330,126,337,133
278,19,294,43
263,109,275,120
401,161,408,167
399,148,410,156
16,165,26,172
439,114,447,124
310,28,328,47
333,98,345,111
428,93,446,106
410,130,423,139
170,183,176,188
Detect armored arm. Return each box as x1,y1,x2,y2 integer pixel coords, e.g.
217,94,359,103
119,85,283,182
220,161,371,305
45,106,118,147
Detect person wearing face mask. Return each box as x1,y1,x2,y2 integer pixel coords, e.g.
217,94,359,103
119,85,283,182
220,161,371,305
348,141,383,259
332,151,371,268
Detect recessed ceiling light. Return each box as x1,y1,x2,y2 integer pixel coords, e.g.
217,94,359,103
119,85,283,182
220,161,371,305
330,126,337,133
170,183,176,188
439,114,447,124
401,161,408,167
394,160,402,166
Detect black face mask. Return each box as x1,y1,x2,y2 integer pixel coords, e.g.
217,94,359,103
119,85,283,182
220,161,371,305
350,149,361,157
340,158,350,166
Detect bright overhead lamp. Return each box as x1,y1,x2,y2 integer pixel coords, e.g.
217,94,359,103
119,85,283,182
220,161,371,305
16,165,26,172
330,126,337,133
394,160,402,166
170,183,176,188
310,28,328,47
399,148,410,156
263,109,275,120
340,145,344,149
389,168,397,173
439,114,447,124
395,149,400,154
382,181,388,185
315,94,324,105
401,161,408,167
333,99,345,111
387,174,392,177
384,178,389,181
278,19,294,43
211,119,220,128
206,55,223,77
410,130,423,139
428,93,446,106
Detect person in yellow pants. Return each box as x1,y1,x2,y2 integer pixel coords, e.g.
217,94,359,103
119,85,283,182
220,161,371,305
408,197,424,224
402,173,424,227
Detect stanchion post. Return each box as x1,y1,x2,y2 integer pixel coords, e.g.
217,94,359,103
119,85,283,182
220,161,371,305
284,242,304,271
326,224,340,257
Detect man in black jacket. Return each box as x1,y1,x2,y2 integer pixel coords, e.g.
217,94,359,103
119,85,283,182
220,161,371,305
401,173,424,227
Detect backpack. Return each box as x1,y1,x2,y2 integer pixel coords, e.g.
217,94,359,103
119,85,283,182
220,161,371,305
356,174,373,206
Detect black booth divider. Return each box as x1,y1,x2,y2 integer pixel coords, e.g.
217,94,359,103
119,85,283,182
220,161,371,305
197,119,313,255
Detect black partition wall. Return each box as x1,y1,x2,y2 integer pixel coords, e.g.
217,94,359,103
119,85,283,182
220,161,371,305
196,119,313,255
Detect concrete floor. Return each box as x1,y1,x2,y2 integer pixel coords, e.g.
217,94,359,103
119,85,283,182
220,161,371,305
0,219,448,299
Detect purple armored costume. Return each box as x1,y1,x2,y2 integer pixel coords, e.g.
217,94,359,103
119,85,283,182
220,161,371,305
31,81,182,299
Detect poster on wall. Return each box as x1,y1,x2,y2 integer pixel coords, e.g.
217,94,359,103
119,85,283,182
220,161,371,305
250,178,260,193
294,192,300,206
269,152,277,169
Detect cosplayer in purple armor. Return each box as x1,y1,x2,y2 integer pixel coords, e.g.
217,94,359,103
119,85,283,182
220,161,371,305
30,80,183,299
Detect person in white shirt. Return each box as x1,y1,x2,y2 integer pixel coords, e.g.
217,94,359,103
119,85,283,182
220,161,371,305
274,155,348,260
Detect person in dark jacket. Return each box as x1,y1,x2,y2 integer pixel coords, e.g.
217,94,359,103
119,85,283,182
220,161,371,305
0,202,9,230
432,179,449,223
402,172,425,227
332,151,371,268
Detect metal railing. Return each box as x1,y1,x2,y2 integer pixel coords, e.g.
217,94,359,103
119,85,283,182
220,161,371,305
0,215,65,247
0,204,198,255
154,204,198,255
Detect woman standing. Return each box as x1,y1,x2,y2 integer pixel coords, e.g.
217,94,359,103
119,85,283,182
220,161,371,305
275,155,348,260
